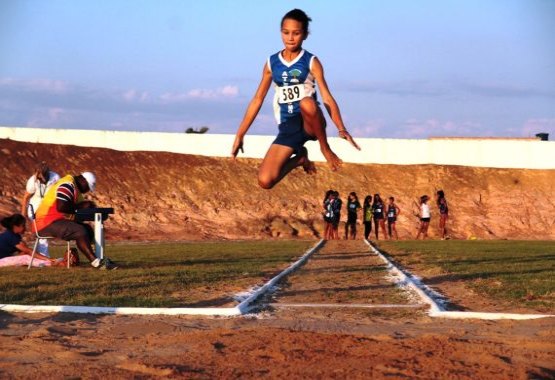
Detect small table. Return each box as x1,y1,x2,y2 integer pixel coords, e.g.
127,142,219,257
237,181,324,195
75,207,114,259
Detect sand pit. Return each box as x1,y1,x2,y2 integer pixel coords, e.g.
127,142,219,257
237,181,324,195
1,240,553,379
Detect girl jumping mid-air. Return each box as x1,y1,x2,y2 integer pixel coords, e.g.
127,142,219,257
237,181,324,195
231,9,360,189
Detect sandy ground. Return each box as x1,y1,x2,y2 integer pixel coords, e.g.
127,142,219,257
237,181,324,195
1,240,554,379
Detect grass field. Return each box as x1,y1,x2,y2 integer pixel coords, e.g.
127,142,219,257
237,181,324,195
376,240,555,311
0,240,312,307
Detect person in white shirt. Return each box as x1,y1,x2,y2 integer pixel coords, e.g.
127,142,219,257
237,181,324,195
20,161,60,257
415,195,431,240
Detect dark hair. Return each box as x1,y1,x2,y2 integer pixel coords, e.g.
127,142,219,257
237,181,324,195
281,9,311,36
323,189,334,202
389,196,395,201
436,190,445,205
363,195,372,206
421,195,429,204
0,214,26,231
35,161,50,183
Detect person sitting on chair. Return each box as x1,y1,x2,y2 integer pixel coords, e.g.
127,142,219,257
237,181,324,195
35,172,117,270
20,161,60,257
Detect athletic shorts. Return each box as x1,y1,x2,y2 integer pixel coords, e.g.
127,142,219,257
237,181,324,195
421,217,431,222
388,217,397,223
273,114,316,154
39,219,93,241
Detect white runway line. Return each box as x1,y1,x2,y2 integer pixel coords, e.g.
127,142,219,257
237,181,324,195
365,240,554,320
0,240,324,316
236,240,324,313
0,304,241,316
270,303,425,309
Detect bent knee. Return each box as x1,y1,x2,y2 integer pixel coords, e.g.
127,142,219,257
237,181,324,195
257,175,275,190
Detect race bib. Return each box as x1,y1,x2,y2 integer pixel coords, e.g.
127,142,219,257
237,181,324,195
278,84,306,104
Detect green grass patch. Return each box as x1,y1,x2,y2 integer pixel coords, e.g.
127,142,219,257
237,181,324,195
376,240,555,311
0,240,313,307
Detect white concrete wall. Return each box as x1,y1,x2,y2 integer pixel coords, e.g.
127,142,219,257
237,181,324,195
1,126,553,169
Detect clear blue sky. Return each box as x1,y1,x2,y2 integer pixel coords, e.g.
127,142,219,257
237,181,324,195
1,0,554,138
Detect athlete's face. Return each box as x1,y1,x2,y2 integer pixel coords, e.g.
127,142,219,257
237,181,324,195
281,18,306,52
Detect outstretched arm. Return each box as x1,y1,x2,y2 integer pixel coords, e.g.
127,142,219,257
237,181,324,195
311,57,360,151
231,63,273,158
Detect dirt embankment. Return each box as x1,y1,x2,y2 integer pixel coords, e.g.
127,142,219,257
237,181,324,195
1,138,554,241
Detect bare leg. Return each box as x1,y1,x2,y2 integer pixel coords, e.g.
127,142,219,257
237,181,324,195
380,220,387,240
75,236,96,262
416,223,423,239
392,224,399,240
258,144,304,189
300,97,342,171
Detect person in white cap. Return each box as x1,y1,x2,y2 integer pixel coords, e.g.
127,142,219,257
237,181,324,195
20,161,60,257
35,172,117,269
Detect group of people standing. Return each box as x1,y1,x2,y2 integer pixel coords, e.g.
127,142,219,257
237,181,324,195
323,191,401,241
415,190,449,240
322,190,449,241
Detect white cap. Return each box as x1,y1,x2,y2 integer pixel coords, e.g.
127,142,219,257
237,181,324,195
81,172,96,192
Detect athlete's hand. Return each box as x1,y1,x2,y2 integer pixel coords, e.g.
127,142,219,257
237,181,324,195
231,137,244,159
338,129,361,151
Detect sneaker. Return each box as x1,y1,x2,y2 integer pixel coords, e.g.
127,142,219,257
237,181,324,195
97,258,118,270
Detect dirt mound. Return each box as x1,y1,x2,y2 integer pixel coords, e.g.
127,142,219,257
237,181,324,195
1,138,554,241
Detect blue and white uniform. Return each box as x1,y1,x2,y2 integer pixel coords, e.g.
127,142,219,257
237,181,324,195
267,49,319,152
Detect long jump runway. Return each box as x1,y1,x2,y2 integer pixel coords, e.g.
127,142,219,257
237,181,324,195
268,239,425,314
2,239,552,320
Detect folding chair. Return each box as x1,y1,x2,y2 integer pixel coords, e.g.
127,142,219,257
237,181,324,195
27,204,71,269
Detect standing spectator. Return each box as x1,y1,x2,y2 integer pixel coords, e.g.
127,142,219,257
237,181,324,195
362,195,373,240
387,196,401,240
20,161,60,257
416,195,431,239
344,192,361,240
322,189,334,240
372,193,387,240
331,191,342,240
436,190,449,239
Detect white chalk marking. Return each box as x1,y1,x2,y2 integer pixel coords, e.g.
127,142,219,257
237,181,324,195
0,304,241,316
365,240,555,320
236,240,325,313
270,303,425,309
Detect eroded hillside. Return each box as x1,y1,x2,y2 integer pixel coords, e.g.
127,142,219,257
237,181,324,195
1,138,554,241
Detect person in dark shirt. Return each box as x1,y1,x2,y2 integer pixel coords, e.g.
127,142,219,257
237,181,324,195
0,213,60,267
345,192,361,240
372,193,387,240
436,190,449,239
386,196,401,240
